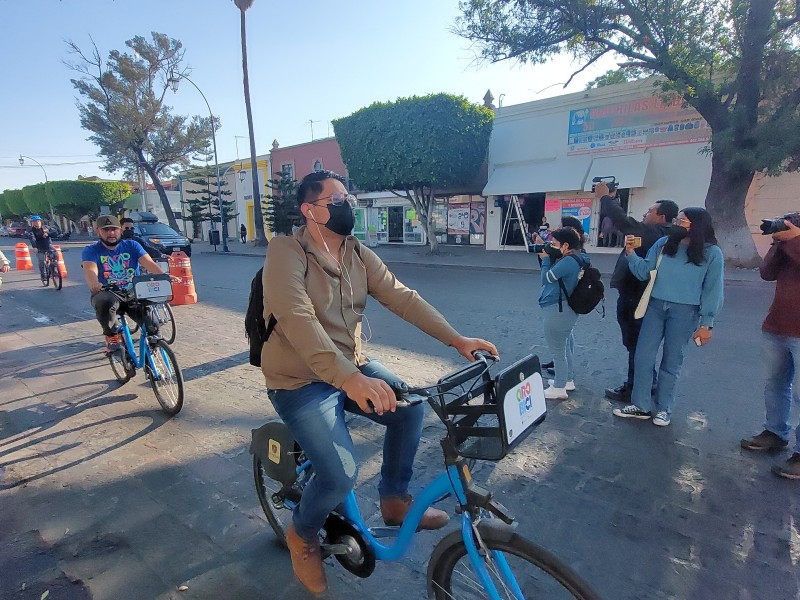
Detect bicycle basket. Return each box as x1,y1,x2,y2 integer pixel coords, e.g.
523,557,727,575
440,354,546,461
132,274,172,304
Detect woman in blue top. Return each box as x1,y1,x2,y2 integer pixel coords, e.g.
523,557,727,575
538,227,588,400
613,207,724,426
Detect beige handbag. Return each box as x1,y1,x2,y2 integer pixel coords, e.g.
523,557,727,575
634,251,663,320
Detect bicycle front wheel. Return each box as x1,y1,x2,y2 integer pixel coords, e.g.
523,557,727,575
158,303,176,344
51,264,63,290
428,525,601,600
147,339,184,415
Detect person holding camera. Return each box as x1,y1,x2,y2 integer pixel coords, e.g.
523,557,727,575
741,215,800,479
594,182,680,403
613,207,724,426
537,227,591,399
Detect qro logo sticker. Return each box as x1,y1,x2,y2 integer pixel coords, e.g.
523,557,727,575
516,380,533,416
268,439,281,464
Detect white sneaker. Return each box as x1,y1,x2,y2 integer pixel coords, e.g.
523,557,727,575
544,386,569,400
548,379,575,391
653,411,671,426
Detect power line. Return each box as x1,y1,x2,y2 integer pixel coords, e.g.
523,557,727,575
1,159,105,168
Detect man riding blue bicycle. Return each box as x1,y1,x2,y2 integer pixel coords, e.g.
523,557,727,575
27,215,55,282
260,170,498,594
81,215,173,353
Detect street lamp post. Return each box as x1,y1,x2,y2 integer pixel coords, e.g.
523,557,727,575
18,155,56,225
167,73,229,252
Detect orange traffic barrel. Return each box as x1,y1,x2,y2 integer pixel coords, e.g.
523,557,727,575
168,251,197,305
53,245,68,278
15,243,33,270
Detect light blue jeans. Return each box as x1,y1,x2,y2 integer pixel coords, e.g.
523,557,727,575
268,361,423,542
542,303,578,388
631,299,700,416
763,332,800,454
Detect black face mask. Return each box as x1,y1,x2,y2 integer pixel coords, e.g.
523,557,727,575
324,202,355,236
668,227,689,243
544,244,563,260
121,229,135,239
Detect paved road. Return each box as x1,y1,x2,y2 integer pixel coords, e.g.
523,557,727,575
0,244,797,599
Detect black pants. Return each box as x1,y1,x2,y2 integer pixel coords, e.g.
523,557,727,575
90,291,156,336
616,293,646,388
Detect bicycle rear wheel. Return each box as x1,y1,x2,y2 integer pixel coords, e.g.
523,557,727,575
428,525,601,600
158,303,176,344
147,339,184,415
253,455,301,548
108,346,134,384
50,264,63,290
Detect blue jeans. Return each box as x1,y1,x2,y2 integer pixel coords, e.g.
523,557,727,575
763,332,800,454
542,304,578,387
631,300,699,415
268,361,423,542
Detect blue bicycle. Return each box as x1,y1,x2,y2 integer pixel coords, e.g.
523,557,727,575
105,275,184,416
251,353,601,599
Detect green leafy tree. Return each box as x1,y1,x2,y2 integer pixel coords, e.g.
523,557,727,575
21,183,50,217
233,0,267,246
456,0,800,266
66,32,213,231
333,94,493,253
586,68,641,90
5,189,27,217
47,180,116,224
0,191,20,220
264,167,300,236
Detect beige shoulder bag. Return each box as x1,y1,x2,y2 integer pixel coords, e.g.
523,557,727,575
634,251,663,320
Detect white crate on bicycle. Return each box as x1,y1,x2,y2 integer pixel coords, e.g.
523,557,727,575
132,274,173,303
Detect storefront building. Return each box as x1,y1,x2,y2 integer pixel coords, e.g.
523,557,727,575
484,79,712,250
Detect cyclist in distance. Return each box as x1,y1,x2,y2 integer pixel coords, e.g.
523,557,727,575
27,215,55,282
119,217,170,261
261,170,498,594
81,215,173,353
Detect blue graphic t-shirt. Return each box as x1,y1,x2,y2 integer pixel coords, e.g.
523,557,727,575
82,240,147,286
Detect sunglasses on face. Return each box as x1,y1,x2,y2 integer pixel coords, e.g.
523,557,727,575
313,192,356,207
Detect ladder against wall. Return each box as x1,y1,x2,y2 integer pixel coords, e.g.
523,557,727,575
499,195,530,252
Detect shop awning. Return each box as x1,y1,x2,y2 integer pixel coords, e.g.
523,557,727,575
482,158,592,196
583,153,651,191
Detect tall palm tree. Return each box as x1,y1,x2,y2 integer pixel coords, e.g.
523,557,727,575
233,0,267,245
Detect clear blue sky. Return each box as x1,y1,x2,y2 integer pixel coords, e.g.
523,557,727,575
0,0,615,191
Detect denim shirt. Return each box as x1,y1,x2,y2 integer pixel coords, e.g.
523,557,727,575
627,236,724,327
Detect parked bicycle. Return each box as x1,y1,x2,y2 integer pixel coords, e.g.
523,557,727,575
41,249,62,290
251,352,601,599
104,274,184,416
131,260,176,344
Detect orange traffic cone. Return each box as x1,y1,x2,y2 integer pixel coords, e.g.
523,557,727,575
15,243,33,270
168,252,197,305
53,245,68,278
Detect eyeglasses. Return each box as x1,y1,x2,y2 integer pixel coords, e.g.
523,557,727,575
672,217,691,226
313,192,356,207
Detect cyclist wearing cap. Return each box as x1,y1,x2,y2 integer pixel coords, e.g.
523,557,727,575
27,216,55,282
119,217,169,261
81,215,171,352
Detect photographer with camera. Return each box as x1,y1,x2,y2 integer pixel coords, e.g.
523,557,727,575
594,180,679,403
741,214,800,479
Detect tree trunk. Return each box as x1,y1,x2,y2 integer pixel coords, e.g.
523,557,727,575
704,153,760,268
139,157,180,231
238,7,267,246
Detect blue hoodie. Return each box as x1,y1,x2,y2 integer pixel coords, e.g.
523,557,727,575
539,251,591,309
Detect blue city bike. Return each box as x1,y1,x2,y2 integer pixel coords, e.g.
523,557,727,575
104,275,184,416
250,353,601,599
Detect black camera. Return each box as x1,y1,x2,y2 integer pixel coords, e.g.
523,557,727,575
529,243,547,253
591,175,618,194
760,212,800,235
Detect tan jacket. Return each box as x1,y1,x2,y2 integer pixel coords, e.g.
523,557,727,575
261,226,460,390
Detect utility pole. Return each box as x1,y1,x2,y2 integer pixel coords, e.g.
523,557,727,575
309,119,320,141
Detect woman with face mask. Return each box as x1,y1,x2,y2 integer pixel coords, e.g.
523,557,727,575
537,227,589,400
613,207,724,427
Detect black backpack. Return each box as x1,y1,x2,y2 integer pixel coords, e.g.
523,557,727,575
245,267,277,367
558,255,605,316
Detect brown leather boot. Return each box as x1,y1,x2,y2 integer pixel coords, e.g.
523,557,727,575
380,495,449,530
286,523,327,594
